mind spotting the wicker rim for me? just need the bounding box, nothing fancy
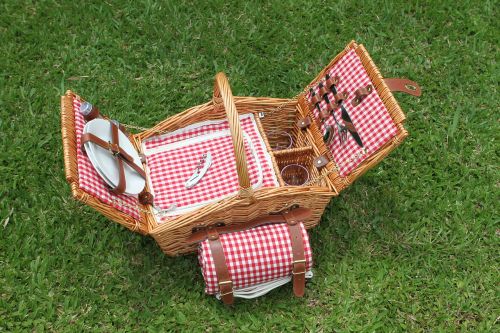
[297,41,409,192]
[60,91,149,234]
[60,41,412,255]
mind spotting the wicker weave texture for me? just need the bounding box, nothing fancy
[60,41,409,256]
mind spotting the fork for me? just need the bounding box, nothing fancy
[319,85,348,145]
[330,111,348,145]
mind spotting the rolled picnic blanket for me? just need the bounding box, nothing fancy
[190,208,313,304]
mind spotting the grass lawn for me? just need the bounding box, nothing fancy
[0,0,498,331]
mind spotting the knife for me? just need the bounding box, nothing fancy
[339,104,363,147]
[326,74,364,148]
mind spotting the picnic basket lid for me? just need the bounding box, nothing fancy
[297,41,420,193]
[61,91,150,234]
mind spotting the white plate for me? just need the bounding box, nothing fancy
[83,143,116,187]
[216,271,313,300]
[84,121,145,195]
[83,119,145,195]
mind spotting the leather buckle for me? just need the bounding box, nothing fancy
[108,142,120,156]
[292,259,307,275]
[207,227,219,241]
[218,280,234,296]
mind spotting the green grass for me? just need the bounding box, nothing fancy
[0,0,498,331]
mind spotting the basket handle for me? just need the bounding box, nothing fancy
[213,72,254,200]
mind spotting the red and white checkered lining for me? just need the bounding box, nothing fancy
[72,98,141,220]
[198,222,312,294]
[306,49,398,177]
[142,114,278,221]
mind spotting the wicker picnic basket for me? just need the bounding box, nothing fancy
[61,41,420,256]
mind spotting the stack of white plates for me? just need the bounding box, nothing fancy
[83,119,146,196]
[216,271,313,300]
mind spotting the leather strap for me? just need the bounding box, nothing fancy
[351,85,373,107]
[334,91,348,104]
[309,93,321,106]
[343,121,357,133]
[319,85,329,98]
[207,228,234,305]
[80,129,146,180]
[325,75,339,89]
[187,207,312,244]
[384,78,422,97]
[283,212,307,297]
[110,122,126,194]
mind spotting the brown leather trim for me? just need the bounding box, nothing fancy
[334,91,348,104]
[310,94,321,105]
[138,190,154,205]
[283,213,306,297]
[343,122,357,133]
[187,207,312,244]
[319,85,329,97]
[207,228,234,305]
[351,85,373,107]
[384,78,422,97]
[110,122,126,195]
[80,129,146,179]
[313,155,329,169]
[83,105,100,122]
[325,75,339,89]
[297,116,311,129]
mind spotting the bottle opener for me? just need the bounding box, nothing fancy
[185,152,212,189]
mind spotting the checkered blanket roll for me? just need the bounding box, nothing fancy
[198,219,312,295]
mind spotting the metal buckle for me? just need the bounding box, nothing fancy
[219,290,234,297]
[108,142,120,156]
[405,83,417,91]
[292,259,307,275]
[218,280,233,296]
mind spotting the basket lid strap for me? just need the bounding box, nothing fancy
[187,207,312,244]
[383,78,421,97]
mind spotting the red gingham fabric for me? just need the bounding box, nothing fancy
[306,49,398,177]
[198,222,312,294]
[72,97,141,220]
[144,121,235,150]
[143,115,278,219]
